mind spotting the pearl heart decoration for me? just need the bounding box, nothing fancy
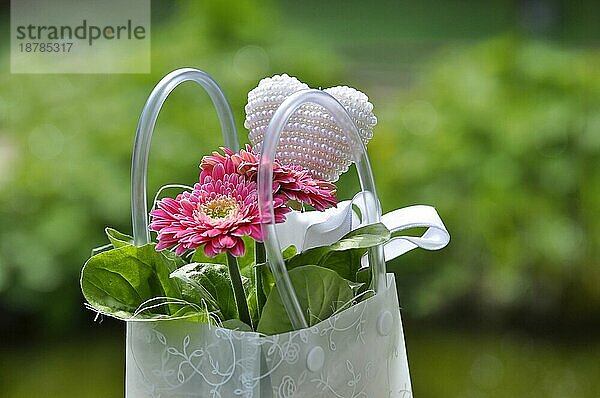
[244,74,377,182]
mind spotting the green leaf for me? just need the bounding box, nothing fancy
[328,223,390,251]
[178,283,212,315]
[238,236,257,278]
[285,247,327,269]
[190,236,256,278]
[257,265,354,335]
[282,245,297,260]
[353,268,374,301]
[169,305,214,322]
[246,286,259,328]
[285,223,390,281]
[221,319,253,332]
[318,248,368,281]
[356,267,371,286]
[259,265,275,301]
[169,264,220,314]
[105,227,134,248]
[191,248,227,265]
[81,244,183,319]
[170,262,238,321]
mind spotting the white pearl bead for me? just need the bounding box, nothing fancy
[244,74,376,182]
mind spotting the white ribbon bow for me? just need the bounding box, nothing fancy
[274,192,450,266]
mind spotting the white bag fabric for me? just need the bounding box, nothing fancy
[126,274,411,398]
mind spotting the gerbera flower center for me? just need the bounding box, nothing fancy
[201,195,239,219]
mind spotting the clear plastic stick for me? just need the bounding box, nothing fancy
[257,89,385,330]
[131,68,239,245]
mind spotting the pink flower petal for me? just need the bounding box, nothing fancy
[203,242,219,257]
[230,238,246,257]
[149,146,335,257]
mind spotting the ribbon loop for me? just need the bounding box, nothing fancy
[361,205,450,267]
[275,195,450,266]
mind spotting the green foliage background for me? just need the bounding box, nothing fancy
[374,37,600,324]
[1,1,598,330]
[0,1,342,330]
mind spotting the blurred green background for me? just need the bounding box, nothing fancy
[1,0,599,397]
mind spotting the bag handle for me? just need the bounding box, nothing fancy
[131,68,238,246]
[257,89,385,330]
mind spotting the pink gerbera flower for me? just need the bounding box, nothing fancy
[201,146,337,211]
[149,162,289,257]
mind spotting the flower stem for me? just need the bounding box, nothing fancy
[226,252,252,328]
[255,242,267,315]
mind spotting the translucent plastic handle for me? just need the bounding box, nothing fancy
[131,68,239,245]
[257,89,385,330]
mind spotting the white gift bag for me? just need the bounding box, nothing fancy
[124,68,449,397]
[126,274,410,397]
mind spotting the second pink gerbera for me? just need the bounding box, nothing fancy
[201,146,337,211]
